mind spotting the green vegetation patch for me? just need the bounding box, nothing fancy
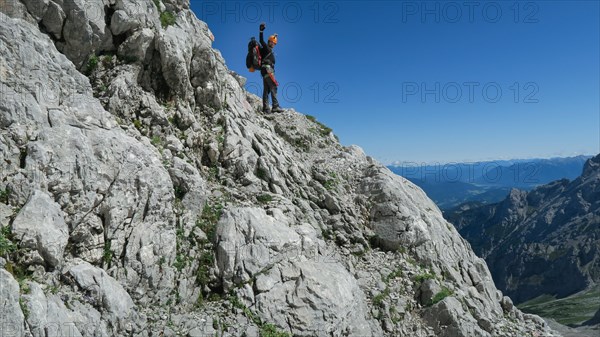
[322,172,339,190]
[153,0,177,28]
[160,11,176,27]
[0,188,10,204]
[85,55,99,75]
[305,115,333,137]
[413,272,436,284]
[0,226,16,257]
[518,285,600,326]
[103,240,113,266]
[196,202,223,244]
[373,287,390,308]
[256,194,273,204]
[430,287,453,306]
[384,268,403,283]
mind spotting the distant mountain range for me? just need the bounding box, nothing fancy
[388,155,591,210]
[445,154,600,326]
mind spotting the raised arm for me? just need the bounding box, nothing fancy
[259,23,268,48]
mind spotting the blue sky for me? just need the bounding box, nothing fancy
[191,1,599,164]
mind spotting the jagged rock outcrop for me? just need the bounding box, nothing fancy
[447,154,600,303]
[0,1,560,336]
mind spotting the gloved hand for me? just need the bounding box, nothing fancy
[260,22,266,31]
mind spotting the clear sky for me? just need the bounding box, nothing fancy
[191,0,600,164]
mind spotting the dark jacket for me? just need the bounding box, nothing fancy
[259,31,275,74]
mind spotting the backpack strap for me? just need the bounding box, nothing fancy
[254,45,261,65]
[262,47,273,67]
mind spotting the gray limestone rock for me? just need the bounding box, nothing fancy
[0,3,564,337]
[66,260,135,323]
[21,0,49,21]
[0,10,178,308]
[216,207,381,336]
[0,0,36,23]
[59,0,114,68]
[0,203,13,227]
[12,190,69,267]
[110,9,138,35]
[0,269,25,337]
[423,297,487,337]
[418,279,442,306]
[117,28,155,64]
[42,1,66,39]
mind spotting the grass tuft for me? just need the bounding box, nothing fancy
[429,287,453,306]
[160,11,176,28]
[256,194,273,204]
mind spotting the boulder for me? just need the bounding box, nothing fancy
[12,190,68,267]
[66,260,135,320]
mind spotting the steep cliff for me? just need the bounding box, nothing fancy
[0,1,559,336]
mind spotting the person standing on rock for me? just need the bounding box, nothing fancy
[259,22,283,113]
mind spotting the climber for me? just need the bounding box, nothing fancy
[259,22,283,113]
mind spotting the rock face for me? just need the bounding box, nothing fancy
[0,1,560,336]
[447,155,600,303]
[66,260,136,323]
[12,190,69,267]
[0,269,25,336]
[216,207,379,336]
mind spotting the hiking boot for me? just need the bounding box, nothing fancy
[271,106,284,113]
[262,107,271,114]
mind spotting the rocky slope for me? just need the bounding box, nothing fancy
[0,1,559,336]
[447,155,600,305]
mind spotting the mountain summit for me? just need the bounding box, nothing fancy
[0,1,559,336]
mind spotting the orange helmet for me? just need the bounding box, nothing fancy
[268,34,278,45]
